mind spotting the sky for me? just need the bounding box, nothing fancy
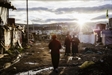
[9,0,112,26]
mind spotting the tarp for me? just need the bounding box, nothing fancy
[0,7,7,25]
[13,28,23,49]
[101,30,112,45]
[78,33,95,44]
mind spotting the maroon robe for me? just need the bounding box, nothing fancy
[49,39,61,70]
[64,37,71,54]
[71,37,80,54]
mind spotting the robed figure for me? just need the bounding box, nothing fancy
[64,34,71,56]
[49,35,61,73]
[71,35,80,56]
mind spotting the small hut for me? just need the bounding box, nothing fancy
[0,0,16,55]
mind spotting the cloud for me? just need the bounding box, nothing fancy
[10,0,74,1]
[9,15,15,17]
[91,14,112,20]
[15,4,112,14]
[45,18,77,22]
[11,0,111,1]
[31,18,77,24]
[16,7,50,12]
[55,4,112,14]
[31,19,44,23]
[9,0,112,24]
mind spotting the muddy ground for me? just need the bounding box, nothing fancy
[0,41,112,75]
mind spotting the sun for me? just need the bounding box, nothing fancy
[77,19,86,26]
[76,14,89,30]
[77,18,87,31]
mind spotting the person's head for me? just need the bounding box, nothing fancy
[52,34,57,40]
[67,33,70,37]
[73,35,75,38]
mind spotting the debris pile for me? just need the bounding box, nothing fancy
[77,50,112,75]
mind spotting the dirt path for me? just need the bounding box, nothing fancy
[0,42,112,75]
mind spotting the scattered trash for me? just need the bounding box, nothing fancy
[15,67,53,75]
[68,56,73,61]
[1,42,112,75]
[3,63,11,69]
[72,56,81,60]
[97,51,102,54]
[4,54,8,56]
[17,54,21,59]
[72,57,78,60]
[13,67,16,70]
[49,50,51,53]
[60,54,63,57]
[92,57,96,61]
[0,54,4,58]
[100,59,104,62]
[13,59,20,65]
[60,49,65,52]
[12,54,23,65]
[79,61,95,69]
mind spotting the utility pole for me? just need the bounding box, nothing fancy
[33,22,34,32]
[26,0,29,43]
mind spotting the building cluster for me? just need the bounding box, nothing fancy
[0,0,112,56]
[0,0,27,56]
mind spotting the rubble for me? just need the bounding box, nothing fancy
[0,42,112,75]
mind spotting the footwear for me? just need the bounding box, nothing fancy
[54,68,58,73]
[72,53,76,56]
[72,53,74,56]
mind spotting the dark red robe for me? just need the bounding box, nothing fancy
[71,37,80,54]
[64,37,71,54]
[49,39,61,70]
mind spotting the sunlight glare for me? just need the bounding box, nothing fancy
[76,14,90,31]
[77,19,86,26]
[77,18,86,31]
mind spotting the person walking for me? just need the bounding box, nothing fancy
[48,34,61,73]
[64,34,71,56]
[71,35,80,56]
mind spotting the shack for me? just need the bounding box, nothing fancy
[0,0,16,56]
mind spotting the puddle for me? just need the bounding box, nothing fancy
[24,62,39,65]
[15,67,53,75]
[15,65,79,75]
